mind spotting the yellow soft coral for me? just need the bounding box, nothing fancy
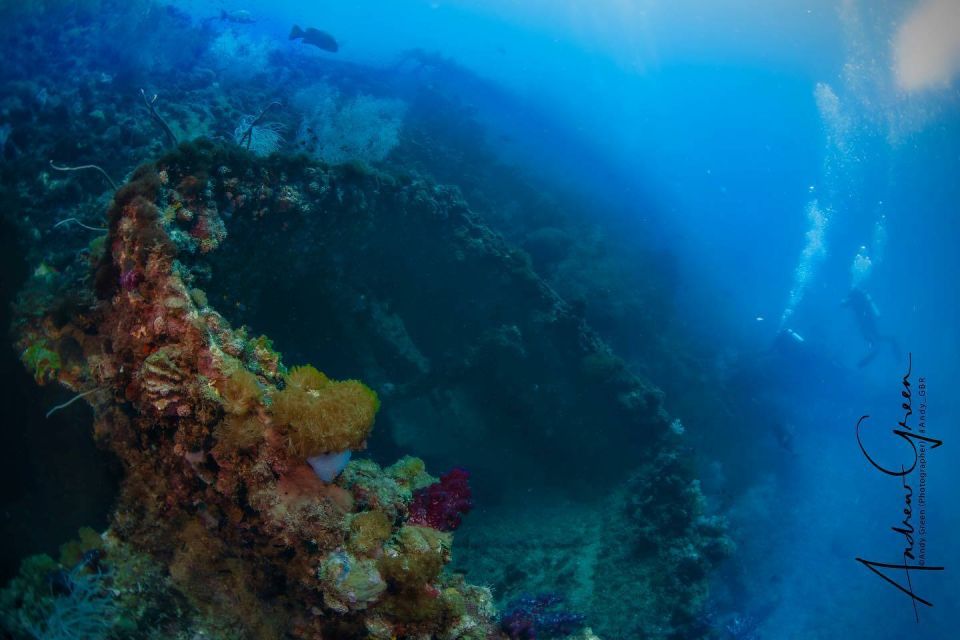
[214,414,264,451]
[347,511,393,557]
[272,365,379,455]
[285,365,329,391]
[217,367,263,415]
[377,526,454,623]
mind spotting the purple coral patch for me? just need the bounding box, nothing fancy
[407,467,473,531]
[119,268,143,292]
[501,594,586,639]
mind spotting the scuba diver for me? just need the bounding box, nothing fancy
[841,285,901,367]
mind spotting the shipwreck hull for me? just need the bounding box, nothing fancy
[13,141,728,638]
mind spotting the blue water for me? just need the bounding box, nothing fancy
[2,0,958,638]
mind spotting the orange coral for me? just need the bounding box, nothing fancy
[216,367,263,415]
[271,367,379,456]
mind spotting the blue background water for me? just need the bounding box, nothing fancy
[177,0,960,636]
[5,0,957,636]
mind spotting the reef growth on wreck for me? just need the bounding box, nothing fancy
[0,3,732,637]
[7,144,509,639]
[4,136,730,638]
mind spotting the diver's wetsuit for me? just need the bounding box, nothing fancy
[842,287,901,367]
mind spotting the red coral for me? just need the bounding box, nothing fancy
[189,211,227,253]
[176,174,206,198]
[407,468,473,531]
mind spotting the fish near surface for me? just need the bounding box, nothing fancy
[289,25,339,52]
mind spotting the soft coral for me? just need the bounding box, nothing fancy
[407,467,472,531]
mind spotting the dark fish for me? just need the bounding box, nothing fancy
[289,25,339,52]
[221,9,255,24]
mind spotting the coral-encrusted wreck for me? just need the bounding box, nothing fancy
[12,144,507,639]
[12,140,728,638]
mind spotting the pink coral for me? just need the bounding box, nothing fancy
[407,468,473,531]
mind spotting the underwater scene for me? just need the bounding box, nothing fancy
[0,0,957,638]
